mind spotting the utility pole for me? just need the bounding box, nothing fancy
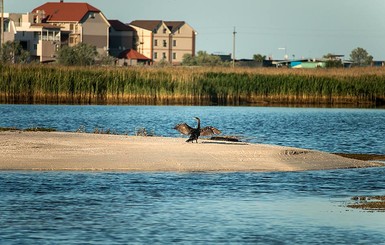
[232,26,236,68]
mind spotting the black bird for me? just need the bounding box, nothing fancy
[174,117,221,143]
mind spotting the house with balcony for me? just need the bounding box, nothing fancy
[129,20,196,65]
[32,1,110,56]
[2,12,61,62]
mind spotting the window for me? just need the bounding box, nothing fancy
[163,40,167,47]
[154,39,158,46]
[154,52,158,59]
[162,52,166,59]
[163,28,167,34]
[173,53,177,60]
[173,40,177,47]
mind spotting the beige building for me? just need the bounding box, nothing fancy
[129,20,196,65]
[32,1,110,55]
[2,12,61,62]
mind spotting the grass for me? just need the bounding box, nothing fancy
[348,196,385,211]
[1,64,385,106]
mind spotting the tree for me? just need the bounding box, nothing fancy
[253,54,266,62]
[181,53,197,66]
[350,47,373,66]
[0,41,30,64]
[323,53,343,68]
[57,43,98,66]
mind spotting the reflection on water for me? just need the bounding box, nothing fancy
[1,169,385,244]
[1,105,385,154]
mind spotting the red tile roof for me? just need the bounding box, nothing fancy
[118,49,151,60]
[32,2,101,22]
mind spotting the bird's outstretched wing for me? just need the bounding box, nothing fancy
[174,123,194,135]
[200,126,221,136]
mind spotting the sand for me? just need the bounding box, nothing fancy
[0,131,383,172]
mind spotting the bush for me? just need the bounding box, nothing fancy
[57,43,98,66]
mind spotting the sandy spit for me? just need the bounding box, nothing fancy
[0,131,383,172]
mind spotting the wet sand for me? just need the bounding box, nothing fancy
[0,131,383,171]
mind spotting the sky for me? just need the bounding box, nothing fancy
[6,0,385,60]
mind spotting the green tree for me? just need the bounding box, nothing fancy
[253,54,266,62]
[181,53,197,66]
[323,53,343,68]
[57,43,98,66]
[182,51,224,66]
[350,47,373,66]
[0,41,30,64]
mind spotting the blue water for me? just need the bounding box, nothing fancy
[1,105,385,153]
[1,170,385,244]
[1,105,385,244]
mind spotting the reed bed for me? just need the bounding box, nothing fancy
[1,64,385,106]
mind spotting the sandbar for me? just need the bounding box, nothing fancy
[0,131,383,172]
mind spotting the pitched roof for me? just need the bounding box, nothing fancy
[118,49,151,60]
[108,20,134,32]
[164,21,185,33]
[129,20,192,34]
[129,20,163,31]
[32,2,101,22]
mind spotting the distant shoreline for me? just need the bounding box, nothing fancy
[1,131,383,172]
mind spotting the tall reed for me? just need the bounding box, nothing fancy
[1,64,385,106]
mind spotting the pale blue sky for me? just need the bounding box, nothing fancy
[6,0,385,60]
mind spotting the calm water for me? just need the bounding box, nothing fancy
[1,105,385,153]
[1,170,385,244]
[1,105,385,244]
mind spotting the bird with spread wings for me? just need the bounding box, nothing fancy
[174,117,221,143]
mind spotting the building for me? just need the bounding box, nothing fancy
[117,48,151,66]
[108,19,135,58]
[2,12,61,62]
[129,20,196,65]
[32,0,110,55]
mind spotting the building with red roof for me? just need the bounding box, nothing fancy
[32,0,110,55]
[117,49,151,66]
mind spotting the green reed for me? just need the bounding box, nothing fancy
[1,64,385,106]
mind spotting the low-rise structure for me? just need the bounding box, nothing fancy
[117,48,151,66]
